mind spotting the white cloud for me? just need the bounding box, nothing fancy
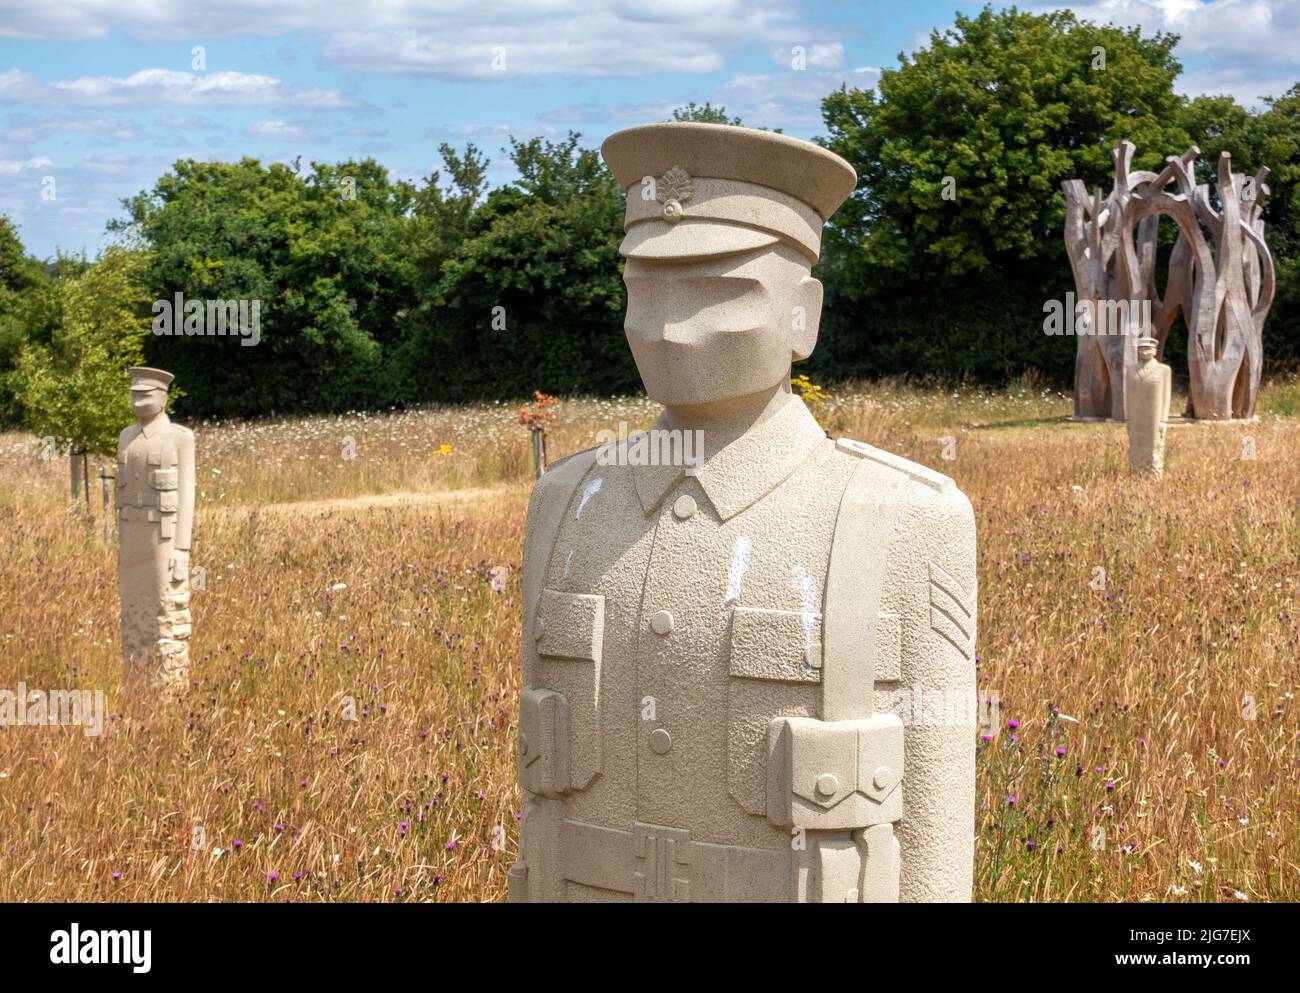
[0,0,812,78]
[711,65,882,131]
[0,68,355,109]
[1048,1,1300,63]
[244,120,318,143]
[0,156,53,175]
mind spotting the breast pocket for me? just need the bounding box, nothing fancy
[726,606,823,815]
[529,589,605,791]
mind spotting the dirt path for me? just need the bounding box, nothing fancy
[215,484,528,518]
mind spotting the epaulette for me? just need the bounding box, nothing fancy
[541,445,599,476]
[835,437,953,493]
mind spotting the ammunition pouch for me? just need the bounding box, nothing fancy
[518,688,571,798]
[766,714,904,831]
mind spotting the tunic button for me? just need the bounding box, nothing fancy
[649,728,672,754]
[533,616,545,641]
[650,610,674,635]
[672,494,696,520]
[815,773,839,798]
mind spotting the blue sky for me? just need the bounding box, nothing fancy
[1,1,1296,259]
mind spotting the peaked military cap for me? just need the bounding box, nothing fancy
[601,122,857,264]
[128,367,175,392]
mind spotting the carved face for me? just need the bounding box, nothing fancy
[622,244,823,407]
[1137,343,1157,364]
[131,387,167,419]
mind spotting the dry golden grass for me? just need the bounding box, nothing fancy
[0,378,1295,902]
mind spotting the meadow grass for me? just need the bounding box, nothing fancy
[0,379,1294,902]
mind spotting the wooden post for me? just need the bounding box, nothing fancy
[70,450,81,514]
[100,464,115,541]
[531,429,543,480]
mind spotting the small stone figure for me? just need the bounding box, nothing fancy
[510,124,978,903]
[116,367,195,691]
[1125,337,1171,477]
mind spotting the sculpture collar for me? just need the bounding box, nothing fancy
[138,413,171,439]
[632,392,826,522]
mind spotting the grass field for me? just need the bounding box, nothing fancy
[0,377,1296,902]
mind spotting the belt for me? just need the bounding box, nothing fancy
[559,818,791,902]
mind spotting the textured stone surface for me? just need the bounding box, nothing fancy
[510,124,977,903]
[116,367,194,693]
[1126,338,1172,477]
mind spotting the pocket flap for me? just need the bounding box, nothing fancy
[729,606,821,683]
[151,469,178,490]
[157,491,179,513]
[534,589,604,662]
[786,717,858,809]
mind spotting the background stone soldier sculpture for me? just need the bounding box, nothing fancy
[1125,336,1172,477]
[116,367,195,691]
[510,123,978,902]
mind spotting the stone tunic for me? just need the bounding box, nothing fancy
[513,394,979,902]
[116,413,195,689]
[1126,358,1172,477]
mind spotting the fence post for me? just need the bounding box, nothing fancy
[100,464,115,541]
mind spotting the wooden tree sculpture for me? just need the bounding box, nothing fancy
[1063,141,1273,421]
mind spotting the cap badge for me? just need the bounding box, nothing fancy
[655,166,694,224]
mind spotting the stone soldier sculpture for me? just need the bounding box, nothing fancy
[510,124,977,902]
[1125,336,1172,477]
[116,367,195,691]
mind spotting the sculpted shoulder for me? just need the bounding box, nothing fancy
[835,436,974,525]
[526,444,602,521]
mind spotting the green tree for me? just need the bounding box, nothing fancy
[670,102,744,125]
[12,246,152,458]
[112,157,417,418]
[400,132,631,400]
[814,5,1192,382]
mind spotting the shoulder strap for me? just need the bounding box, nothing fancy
[821,452,909,722]
[521,448,601,685]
